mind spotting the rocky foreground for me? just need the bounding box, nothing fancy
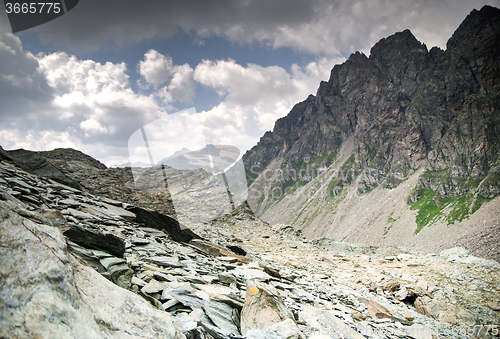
[1,152,500,338]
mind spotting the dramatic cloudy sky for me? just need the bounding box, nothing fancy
[1,0,498,166]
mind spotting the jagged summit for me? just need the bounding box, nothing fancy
[447,5,500,51]
[369,29,428,68]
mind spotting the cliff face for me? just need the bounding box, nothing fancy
[242,6,500,258]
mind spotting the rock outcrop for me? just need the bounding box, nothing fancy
[245,6,500,194]
[6,148,81,189]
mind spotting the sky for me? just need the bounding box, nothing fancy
[1,0,499,167]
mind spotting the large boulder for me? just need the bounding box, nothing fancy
[240,280,297,336]
[0,200,185,339]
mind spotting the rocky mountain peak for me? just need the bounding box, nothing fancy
[369,29,427,68]
[446,5,500,52]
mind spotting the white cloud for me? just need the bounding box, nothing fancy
[37,51,164,140]
[0,129,79,151]
[194,56,344,151]
[167,63,196,104]
[138,49,173,87]
[138,49,196,104]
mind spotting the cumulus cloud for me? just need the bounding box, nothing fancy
[194,56,344,151]
[167,63,196,104]
[138,49,196,104]
[37,52,164,140]
[138,49,174,87]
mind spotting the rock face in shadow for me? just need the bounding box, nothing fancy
[129,206,200,243]
[63,223,126,257]
[39,147,108,170]
[6,149,80,189]
[0,146,11,161]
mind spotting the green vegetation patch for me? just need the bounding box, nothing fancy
[341,154,356,172]
[409,189,491,234]
[422,167,450,180]
[481,173,500,191]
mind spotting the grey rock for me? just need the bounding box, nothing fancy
[131,276,147,287]
[141,279,167,294]
[245,319,302,339]
[6,149,80,189]
[62,208,97,220]
[41,209,67,228]
[202,301,240,336]
[230,266,272,281]
[129,206,200,243]
[0,200,184,339]
[154,271,176,282]
[99,256,126,270]
[147,256,184,268]
[240,281,295,335]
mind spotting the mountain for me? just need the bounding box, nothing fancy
[155,147,192,167]
[243,6,500,261]
[111,160,152,168]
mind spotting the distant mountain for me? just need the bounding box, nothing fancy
[155,147,191,166]
[158,145,240,173]
[110,161,152,168]
[243,6,500,260]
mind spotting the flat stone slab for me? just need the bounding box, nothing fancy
[230,267,272,281]
[141,279,167,294]
[146,256,183,268]
[62,208,97,220]
[130,237,150,245]
[99,257,126,270]
[131,276,147,287]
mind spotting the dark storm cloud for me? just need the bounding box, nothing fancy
[0,29,54,121]
[28,0,319,52]
[21,0,500,57]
